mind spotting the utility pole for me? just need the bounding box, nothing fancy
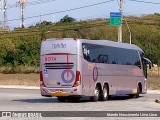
[2,0,8,30]
[18,0,26,28]
[118,0,123,42]
[124,18,132,44]
[40,13,42,24]
[0,0,2,29]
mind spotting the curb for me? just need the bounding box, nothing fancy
[0,85,39,89]
[147,90,160,94]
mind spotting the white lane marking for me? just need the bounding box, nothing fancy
[0,85,39,89]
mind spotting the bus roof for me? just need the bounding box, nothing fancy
[44,38,143,52]
[78,39,143,52]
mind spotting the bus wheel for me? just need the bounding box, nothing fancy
[90,85,100,102]
[101,84,109,101]
[57,97,67,102]
[134,85,140,98]
[129,86,140,98]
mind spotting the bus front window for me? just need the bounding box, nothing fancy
[142,58,147,78]
[142,57,152,78]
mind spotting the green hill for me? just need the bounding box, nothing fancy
[0,13,160,73]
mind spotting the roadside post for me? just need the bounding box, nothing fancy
[110,12,122,42]
[158,59,160,77]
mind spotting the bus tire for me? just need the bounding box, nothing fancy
[129,86,140,98]
[101,84,109,101]
[57,97,67,102]
[90,85,100,102]
[134,85,140,98]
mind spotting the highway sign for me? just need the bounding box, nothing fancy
[110,12,121,17]
[110,18,121,26]
[110,12,121,26]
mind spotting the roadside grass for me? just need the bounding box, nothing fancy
[0,66,39,74]
[0,73,39,86]
[0,73,159,90]
[148,67,159,77]
[147,67,160,89]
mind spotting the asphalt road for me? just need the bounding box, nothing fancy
[0,88,160,120]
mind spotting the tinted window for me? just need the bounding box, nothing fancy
[140,52,147,76]
[82,43,141,67]
[117,48,141,67]
[82,43,117,64]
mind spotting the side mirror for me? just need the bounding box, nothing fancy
[149,64,152,69]
[143,57,152,69]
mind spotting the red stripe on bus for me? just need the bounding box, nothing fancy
[66,53,69,78]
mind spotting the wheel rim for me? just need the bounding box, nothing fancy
[95,88,99,99]
[103,87,107,98]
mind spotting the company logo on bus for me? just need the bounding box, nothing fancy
[61,70,75,83]
[51,43,66,49]
[93,65,98,81]
[45,57,56,62]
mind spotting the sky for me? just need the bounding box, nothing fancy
[1,0,160,29]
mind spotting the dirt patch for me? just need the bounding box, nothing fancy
[0,74,160,90]
[147,76,160,90]
[0,73,39,86]
[148,67,160,77]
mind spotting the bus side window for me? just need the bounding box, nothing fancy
[86,56,91,62]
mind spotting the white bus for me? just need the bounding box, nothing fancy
[40,38,151,102]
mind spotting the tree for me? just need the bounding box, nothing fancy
[36,21,52,26]
[60,15,76,23]
[28,21,52,28]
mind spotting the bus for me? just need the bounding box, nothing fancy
[40,38,152,102]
